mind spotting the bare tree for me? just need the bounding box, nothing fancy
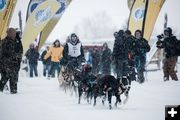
[73,11,117,39]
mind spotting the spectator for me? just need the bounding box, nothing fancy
[41,46,51,77]
[134,30,150,83]
[100,42,111,75]
[25,43,39,77]
[156,27,178,81]
[44,39,63,79]
[0,28,23,94]
[91,47,100,75]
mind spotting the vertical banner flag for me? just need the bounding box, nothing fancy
[128,0,165,40]
[0,0,17,39]
[25,0,44,49]
[143,0,165,40]
[38,0,72,50]
[26,0,44,20]
[22,0,61,54]
[128,0,146,37]
[0,0,7,39]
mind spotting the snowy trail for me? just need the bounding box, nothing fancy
[1,64,180,120]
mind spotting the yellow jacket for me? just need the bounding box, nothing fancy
[44,46,64,62]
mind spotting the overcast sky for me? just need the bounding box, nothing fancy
[10,0,180,42]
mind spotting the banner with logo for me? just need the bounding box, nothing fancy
[38,0,72,50]
[143,0,165,40]
[22,0,60,54]
[0,0,7,39]
[0,0,17,39]
[26,0,44,21]
[128,0,146,37]
[128,0,165,40]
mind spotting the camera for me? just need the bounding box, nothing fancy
[16,30,22,40]
[157,34,164,40]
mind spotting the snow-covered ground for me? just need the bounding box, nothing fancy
[0,62,180,120]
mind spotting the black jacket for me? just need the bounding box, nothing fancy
[100,47,111,74]
[25,48,39,65]
[41,50,51,65]
[113,36,125,59]
[15,38,23,68]
[92,50,100,67]
[1,37,21,69]
[134,38,150,56]
[113,36,135,60]
[157,36,177,58]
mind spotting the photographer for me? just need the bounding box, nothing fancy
[15,30,23,74]
[156,27,178,81]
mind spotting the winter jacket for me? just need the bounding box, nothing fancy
[14,37,23,70]
[134,38,150,57]
[41,50,51,65]
[92,50,100,67]
[127,36,136,51]
[25,48,39,65]
[112,36,125,60]
[63,42,84,60]
[100,48,111,75]
[157,36,178,58]
[113,36,135,60]
[1,37,20,69]
[44,46,64,62]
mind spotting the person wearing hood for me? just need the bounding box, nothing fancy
[63,33,84,69]
[44,39,63,79]
[156,27,178,81]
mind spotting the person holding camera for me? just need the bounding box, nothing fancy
[0,40,2,75]
[156,27,178,81]
[134,30,150,83]
[15,30,23,76]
